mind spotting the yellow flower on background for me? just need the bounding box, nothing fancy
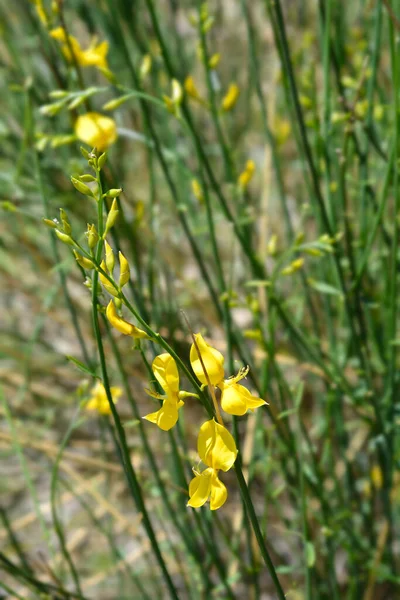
[31,0,48,25]
[143,353,193,431]
[75,113,117,150]
[106,300,149,339]
[190,334,266,416]
[50,27,109,69]
[190,333,225,386]
[86,381,122,415]
[187,467,227,510]
[219,368,266,416]
[197,419,237,471]
[221,83,240,111]
[238,159,255,190]
[187,419,237,510]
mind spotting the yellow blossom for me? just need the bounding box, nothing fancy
[106,300,149,339]
[85,381,122,415]
[50,27,109,69]
[190,334,267,416]
[221,83,240,111]
[75,113,117,151]
[238,159,255,190]
[187,467,227,510]
[219,368,266,416]
[198,419,237,471]
[190,333,225,386]
[371,465,383,490]
[143,354,194,431]
[191,179,204,203]
[31,0,48,25]
[184,76,201,100]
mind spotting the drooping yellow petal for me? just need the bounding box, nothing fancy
[190,333,225,386]
[75,113,117,151]
[106,300,149,338]
[221,83,240,111]
[152,353,179,394]
[143,399,180,431]
[220,381,266,416]
[187,468,213,508]
[198,419,237,472]
[209,471,228,510]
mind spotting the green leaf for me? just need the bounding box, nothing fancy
[66,356,98,378]
[308,279,343,297]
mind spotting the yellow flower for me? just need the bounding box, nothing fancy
[187,467,227,510]
[221,83,239,111]
[184,76,201,101]
[75,113,117,151]
[143,354,186,431]
[198,419,237,471]
[86,381,122,415]
[50,27,109,69]
[190,334,267,416]
[219,368,266,416]
[191,178,204,203]
[106,300,149,339]
[31,0,48,25]
[238,159,255,190]
[190,333,225,386]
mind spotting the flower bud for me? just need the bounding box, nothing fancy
[86,224,99,249]
[119,252,130,287]
[104,199,119,236]
[71,176,94,197]
[104,240,115,273]
[73,250,94,270]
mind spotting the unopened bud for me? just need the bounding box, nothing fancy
[104,240,115,273]
[119,252,130,287]
[55,230,75,246]
[71,177,94,197]
[86,224,99,249]
[104,199,119,236]
[73,251,95,270]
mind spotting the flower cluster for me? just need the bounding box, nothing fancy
[143,334,267,510]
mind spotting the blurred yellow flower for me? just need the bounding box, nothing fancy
[31,0,48,25]
[86,381,122,415]
[238,159,255,190]
[187,467,227,510]
[106,300,149,339]
[143,354,189,431]
[221,83,239,111]
[50,27,109,69]
[190,334,266,416]
[75,113,117,150]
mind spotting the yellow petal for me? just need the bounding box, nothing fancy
[75,112,117,151]
[152,354,179,394]
[198,419,237,472]
[187,469,212,508]
[79,40,109,68]
[106,300,148,338]
[50,27,67,42]
[143,399,179,431]
[221,83,240,111]
[190,333,225,386]
[221,382,266,416]
[210,472,228,510]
